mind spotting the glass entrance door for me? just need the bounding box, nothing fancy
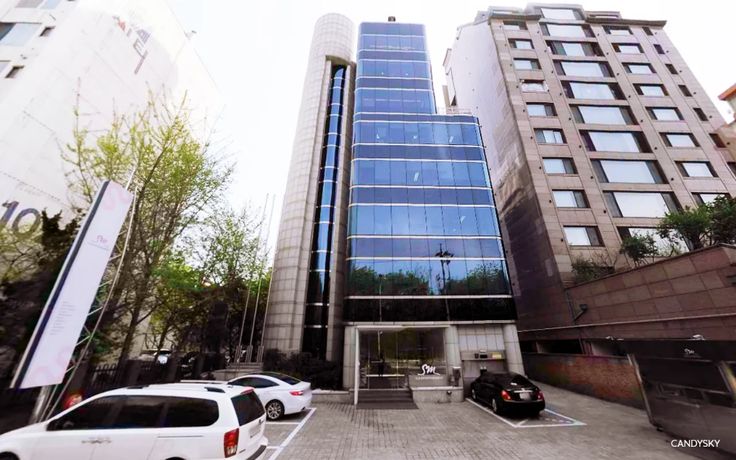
[358,328,447,389]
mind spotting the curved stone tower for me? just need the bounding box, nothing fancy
[263,14,355,360]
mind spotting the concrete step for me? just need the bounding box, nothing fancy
[358,389,413,403]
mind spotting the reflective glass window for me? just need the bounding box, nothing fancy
[514,59,540,70]
[511,39,533,49]
[637,85,666,97]
[566,82,617,100]
[606,192,675,217]
[553,190,587,208]
[649,108,681,121]
[574,106,631,125]
[625,63,654,74]
[543,158,575,174]
[559,61,608,77]
[584,131,643,152]
[679,162,714,178]
[595,160,661,183]
[541,8,580,19]
[0,23,40,46]
[527,103,555,116]
[564,227,601,246]
[543,24,590,37]
[695,193,725,205]
[535,129,565,144]
[663,133,697,148]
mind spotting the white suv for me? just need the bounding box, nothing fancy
[0,383,268,460]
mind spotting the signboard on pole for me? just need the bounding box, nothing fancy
[11,181,133,389]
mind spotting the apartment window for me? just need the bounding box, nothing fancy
[635,84,667,97]
[543,158,576,174]
[540,8,581,20]
[527,103,556,116]
[514,59,541,70]
[710,133,726,148]
[643,27,654,36]
[521,80,547,92]
[564,226,602,246]
[572,106,635,125]
[553,190,588,208]
[592,160,664,184]
[654,44,665,54]
[694,193,726,205]
[582,131,649,152]
[693,108,708,122]
[556,61,611,77]
[620,227,688,254]
[624,63,655,75]
[729,162,736,177]
[6,65,23,78]
[665,64,678,75]
[510,39,533,49]
[648,107,682,121]
[604,192,678,218]
[678,162,715,178]
[542,24,592,38]
[535,129,565,144]
[547,41,600,57]
[563,81,622,100]
[0,22,40,46]
[40,26,54,37]
[679,85,692,97]
[503,21,527,31]
[604,26,631,35]
[662,133,698,148]
[614,44,642,54]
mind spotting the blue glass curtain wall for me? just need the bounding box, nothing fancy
[345,22,514,323]
[303,65,346,358]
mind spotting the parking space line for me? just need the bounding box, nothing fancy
[267,407,316,460]
[267,421,300,425]
[466,399,520,427]
[467,399,585,428]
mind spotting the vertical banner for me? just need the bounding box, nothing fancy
[11,181,133,389]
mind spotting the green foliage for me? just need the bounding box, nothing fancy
[709,196,736,244]
[657,205,711,250]
[263,349,341,390]
[571,255,614,284]
[657,196,736,250]
[0,212,79,377]
[619,234,658,267]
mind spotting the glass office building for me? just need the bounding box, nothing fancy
[346,22,514,323]
[265,17,523,396]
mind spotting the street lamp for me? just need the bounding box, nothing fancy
[434,243,453,321]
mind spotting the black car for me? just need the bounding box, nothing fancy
[470,372,545,415]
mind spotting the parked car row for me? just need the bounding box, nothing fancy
[0,372,312,460]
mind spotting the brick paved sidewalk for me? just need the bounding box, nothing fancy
[274,382,700,460]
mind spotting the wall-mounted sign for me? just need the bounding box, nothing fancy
[418,364,439,376]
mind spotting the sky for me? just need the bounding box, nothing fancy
[168,0,736,257]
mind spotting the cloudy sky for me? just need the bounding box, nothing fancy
[169,0,736,255]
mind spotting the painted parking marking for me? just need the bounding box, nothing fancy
[467,399,585,428]
[263,407,316,459]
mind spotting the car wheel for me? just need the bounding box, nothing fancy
[265,400,284,421]
[471,388,477,402]
[0,454,19,460]
[491,397,502,415]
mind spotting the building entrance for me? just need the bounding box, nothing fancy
[358,328,446,390]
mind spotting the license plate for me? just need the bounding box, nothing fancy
[519,392,531,400]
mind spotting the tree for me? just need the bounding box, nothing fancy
[709,196,736,244]
[0,212,79,378]
[64,94,232,365]
[657,205,711,250]
[619,234,659,267]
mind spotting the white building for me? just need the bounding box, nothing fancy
[0,0,221,233]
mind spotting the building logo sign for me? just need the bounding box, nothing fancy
[113,14,151,74]
[418,364,439,376]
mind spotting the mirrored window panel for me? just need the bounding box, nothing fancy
[604,192,679,218]
[592,160,664,184]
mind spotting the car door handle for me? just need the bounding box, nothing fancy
[82,437,111,444]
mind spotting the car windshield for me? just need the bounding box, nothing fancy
[493,373,532,386]
[261,372,300,385]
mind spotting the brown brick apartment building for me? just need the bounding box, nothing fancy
[443,3,736,348]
